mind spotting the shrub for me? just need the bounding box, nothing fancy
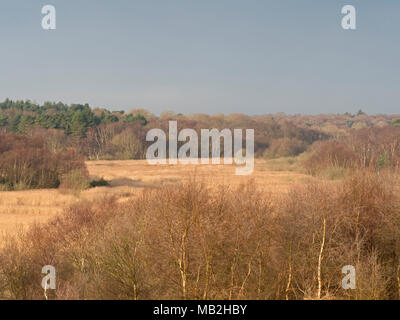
[391,118,400,126]
[304,127,400,176]
[59,169,90,194]
[263,138,307,159]
[111,129,143,160]
[0,133,87,190]
[89,178,110,188]
[304,140,356,175]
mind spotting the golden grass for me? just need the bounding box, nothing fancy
[0,159,319,234]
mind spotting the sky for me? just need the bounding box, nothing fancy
[0,0,399,115]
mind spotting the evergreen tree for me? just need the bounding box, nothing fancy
[9,114,22,133]
[70,112,87,137]
[0,114,8,127]
[17,115,34,134]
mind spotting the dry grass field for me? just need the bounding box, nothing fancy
[0,159,318,235]
[1,158,399,299]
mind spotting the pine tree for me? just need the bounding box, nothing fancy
[9,114,22,133]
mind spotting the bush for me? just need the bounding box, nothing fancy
[263,138,307,159]
[111,129,143,160]
[59,169,90,194]
[90,178,110,188]
[304,127,400,175]
[391,118,400,126]
[304,140,356,175]
[0,133,87,190]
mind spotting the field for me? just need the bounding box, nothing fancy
[2,154,400,300]
[0,159,317,234]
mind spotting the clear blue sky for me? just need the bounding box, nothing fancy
[0,0,399,115]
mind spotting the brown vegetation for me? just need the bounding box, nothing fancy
[0,159,311,234]
[0,168,399,300]
[0,133,86,191]
[1,112,400,300]
[304,126,400,176]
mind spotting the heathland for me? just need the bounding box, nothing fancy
[1,99,400,300]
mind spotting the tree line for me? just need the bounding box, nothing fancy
[0,99,330,160]
[2,99,400,168]
[0,99,147,137]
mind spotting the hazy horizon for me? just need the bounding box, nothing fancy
[1,0,399,115]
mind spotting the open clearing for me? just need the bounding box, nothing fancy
[0,159,318,234]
